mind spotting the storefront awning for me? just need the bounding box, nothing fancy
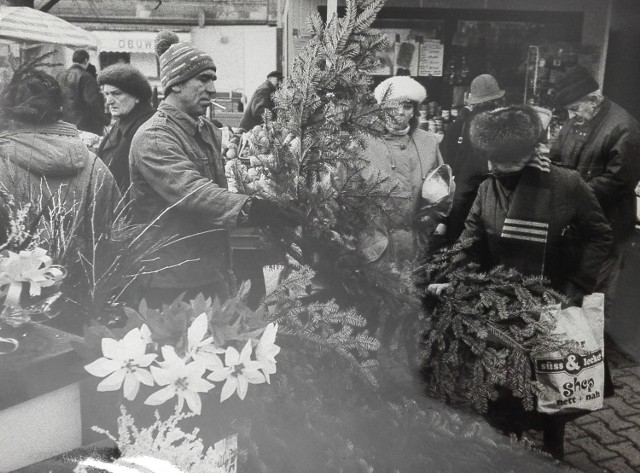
[0,6,98,50]
[95,30,191,54]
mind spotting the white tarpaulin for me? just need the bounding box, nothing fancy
[0,6,98,50]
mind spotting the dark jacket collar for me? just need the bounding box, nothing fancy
[158,101,202,136]
[116,101,155,135]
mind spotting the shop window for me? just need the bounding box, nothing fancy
[98,52,130,70]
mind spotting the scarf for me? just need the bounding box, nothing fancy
[385,124,410,136]
[498,153,551,278]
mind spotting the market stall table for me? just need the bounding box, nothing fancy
[0,323,84,471]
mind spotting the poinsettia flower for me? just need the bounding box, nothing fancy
[255,323,280,383]
[84,326,156,401]
[207,340,265,402]
[145,345,214,414]
[186,312,224,369]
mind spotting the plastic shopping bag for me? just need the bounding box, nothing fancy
[413,164,456,234]
[533,293,605,414]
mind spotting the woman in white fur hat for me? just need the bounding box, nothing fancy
[357,76,445,266]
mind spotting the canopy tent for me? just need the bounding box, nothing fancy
[0,6,97,50]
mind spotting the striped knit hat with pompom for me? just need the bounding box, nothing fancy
[155,30,216,93]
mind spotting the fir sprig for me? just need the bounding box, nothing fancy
[415,241,579,413]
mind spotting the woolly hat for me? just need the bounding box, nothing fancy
[97,64,152,103]
[466,74,505,105]
[374,76,427,105]
[551,66,599,107]
[469,105,542,163]
[155,31,216,93]
[267,70,283,79]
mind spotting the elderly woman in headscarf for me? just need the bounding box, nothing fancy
[358,76,450,266]
[97,64,155,193]
[0,65,120,251]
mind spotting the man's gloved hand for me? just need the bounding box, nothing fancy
[247,198,303,228]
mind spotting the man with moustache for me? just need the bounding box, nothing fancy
[129,31,299,307]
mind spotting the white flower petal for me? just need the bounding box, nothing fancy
[101,338,120,359]
[239,339,253,363]
[185,360,207,378]
[207,367,231,383]
[188,313,209,349]
[224,346,240,367]
[150,366,174,386]
[244,369,266,385]
[140,324,153,344]
[123,374,140,400]
[194,351,224,370]
[183,390,202,415]
[160,345,182,365]
[220,377,238,402]
[133,367,155,387]
[189,377,215,393]
[138,353,158,367]
[84,358,119,377]
[237,376,249,400]
[144,385,176,406]
[97,370,126,392]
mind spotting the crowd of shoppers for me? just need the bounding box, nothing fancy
[1,35,638,464]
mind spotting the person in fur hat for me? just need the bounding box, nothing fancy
[97,64,155,193]
[358,76,446,266]
[430,105,612,459]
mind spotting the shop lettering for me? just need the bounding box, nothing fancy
[556,397,577,406]
[562,376,595,397]
[536,349,602,374]
[117,39,154,51]
[583,351,603,367]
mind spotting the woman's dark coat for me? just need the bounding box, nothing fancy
[97,102,155,193]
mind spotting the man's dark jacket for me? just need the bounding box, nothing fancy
[550,98,640,244]
[239,80,277,130]
[440,107,489,243]
[57,64,107,135]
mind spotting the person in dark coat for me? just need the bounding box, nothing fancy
[56,49,108,135]
[440,74,506,244]
[129,32,299,308]
[0,66,121,258]
[239,70,283,131]
[97,64,155,193]
[461,105,612,299]
[435,105,613,460]
[549,66,640,321]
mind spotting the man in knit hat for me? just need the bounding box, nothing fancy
[440,73,506,243]
[549,65,640,330]
[128,32,300,307]
[239,70,283,131]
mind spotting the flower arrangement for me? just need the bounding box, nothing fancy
[81,286,280,415]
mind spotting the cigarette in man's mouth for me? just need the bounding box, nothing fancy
[211,100,227,110]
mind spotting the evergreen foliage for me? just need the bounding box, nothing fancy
[414,240,580,413]
[243,0,422,347]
